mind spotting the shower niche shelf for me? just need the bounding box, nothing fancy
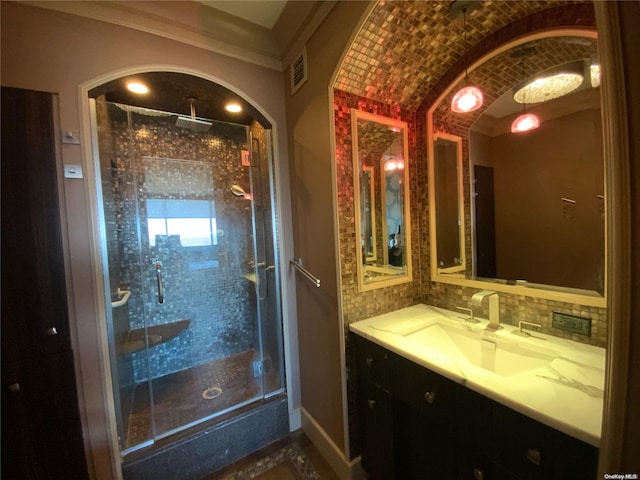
[116,319,190,356]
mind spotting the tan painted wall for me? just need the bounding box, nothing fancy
[283,0,371,457]
[1,3,292,478]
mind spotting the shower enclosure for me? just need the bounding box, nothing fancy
[91,91,285,456]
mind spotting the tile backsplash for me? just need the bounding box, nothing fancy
[335,89,606,348]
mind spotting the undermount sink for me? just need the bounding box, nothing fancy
[404,322,556,376]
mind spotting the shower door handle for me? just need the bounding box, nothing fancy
[155,261,164,304]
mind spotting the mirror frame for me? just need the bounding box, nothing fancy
[430,132,466,274]
[352,109,412,291]
[427,29,606,308]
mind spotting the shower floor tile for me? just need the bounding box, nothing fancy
[126,349,262,449]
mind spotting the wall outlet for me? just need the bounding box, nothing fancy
[552,311,591,336]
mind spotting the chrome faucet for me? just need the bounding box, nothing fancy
[471,290,500,331]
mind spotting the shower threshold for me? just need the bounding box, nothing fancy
[121,394,289,480]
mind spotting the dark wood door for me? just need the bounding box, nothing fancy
[474,165,497,279]
[1,86,88,480]
[1,86,71,362]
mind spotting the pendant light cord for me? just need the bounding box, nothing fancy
[463,5,469,81]
[520,55,526,112]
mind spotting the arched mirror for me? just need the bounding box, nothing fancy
[428,31,605,307]
[352,109,412,291]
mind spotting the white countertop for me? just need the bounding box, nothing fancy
[349,303,605,447]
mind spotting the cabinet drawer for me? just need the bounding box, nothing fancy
[492,404,597,480]
[353,335,392,390]
[392,355,452,427]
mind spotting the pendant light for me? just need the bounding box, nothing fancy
[511,113,540,133]
[511,46,540,134]
[451,3,483,113]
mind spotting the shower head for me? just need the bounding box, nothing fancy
[176,98,212,132]
[230,184,247,198]
[176,116,213,132]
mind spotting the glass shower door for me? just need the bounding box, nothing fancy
[94,99,283,453]
[133,154,266,442]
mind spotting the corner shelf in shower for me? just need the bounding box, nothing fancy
[116,319,190,356]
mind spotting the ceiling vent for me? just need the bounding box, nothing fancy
[290,47,308,95]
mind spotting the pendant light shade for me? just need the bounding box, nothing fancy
[451,85,484,113]
[450,2,483,114]
[511,113,540,133]
[511,44,540,134]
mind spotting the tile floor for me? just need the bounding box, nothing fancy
[202,430,340,480]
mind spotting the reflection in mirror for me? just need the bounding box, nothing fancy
[432,133,465,273]
[361,166,377,261]
[428,33,605,306]
[352,109,412,291]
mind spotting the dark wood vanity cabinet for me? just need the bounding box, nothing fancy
[352,334,598,480]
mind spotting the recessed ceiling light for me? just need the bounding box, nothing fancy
[126,81,149,94]
[225,102,242,113]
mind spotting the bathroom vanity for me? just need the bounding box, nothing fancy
[350,304,603,480]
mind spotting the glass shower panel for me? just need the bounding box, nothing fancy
[128,110,265,442]
[248,125,284,395]
[95,98,283,452]
[95,98,154,452]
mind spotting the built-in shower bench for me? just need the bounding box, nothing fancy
[116,319,190,356]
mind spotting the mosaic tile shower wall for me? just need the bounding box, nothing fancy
[97,100,268,382]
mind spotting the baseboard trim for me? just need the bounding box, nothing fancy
[300,407,362,480]
[289,407,302,431]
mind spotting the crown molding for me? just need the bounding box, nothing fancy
[274,1,337,70]
[21,0,283,71]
